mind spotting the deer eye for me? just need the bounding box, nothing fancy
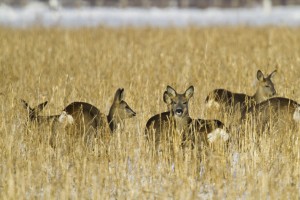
[183,101,188,105]
[265,85,270,88]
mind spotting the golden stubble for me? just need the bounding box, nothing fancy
[0,26,300,199]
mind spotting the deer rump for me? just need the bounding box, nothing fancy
[63,102,106,136]
[241,97,300,132]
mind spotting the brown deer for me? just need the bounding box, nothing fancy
[21,99,72,128]
[21,99,72,147]
[56,88,136,145]
[22,88,136,147]
[145,85,229,152]
[241,97,300,132]
[205,70,277,116]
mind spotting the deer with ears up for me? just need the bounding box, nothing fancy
[22,88,136,147]
[205,70,277,117]
[54,88,136,146]
[21,99,72,129]
[145,85,229,152]
[21,99,73,146]
[21,100,54,124]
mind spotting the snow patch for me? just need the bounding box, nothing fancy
[0,4,300,28]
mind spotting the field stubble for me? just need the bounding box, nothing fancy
[0,26,300,199]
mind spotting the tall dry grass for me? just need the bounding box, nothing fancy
[0,26,300,199]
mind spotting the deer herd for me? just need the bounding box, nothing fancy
[21,69,300,151]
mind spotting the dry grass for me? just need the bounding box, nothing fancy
[0,26,300,199]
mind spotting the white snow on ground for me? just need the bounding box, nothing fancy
[0,3,300,28]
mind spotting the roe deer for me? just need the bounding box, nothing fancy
[145,85,229,151]
[241,97,300,132]
[21,99,72,147]
[22,88,136,147]
[59,88,136,139]
[205,70,277,116]
[21,99,72,127]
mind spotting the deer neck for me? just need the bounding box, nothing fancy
[252,87,267,104]
[172,113,191,133]
[107,108,123,133]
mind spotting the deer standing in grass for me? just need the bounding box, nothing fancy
[241,97,300,132]
[56,88,136,146]
[21,100,56,124]
[205,70,277,117]
[22,88,136,147]
[21,99,72,130]
[145,85,229,152]
[21,99,72,146]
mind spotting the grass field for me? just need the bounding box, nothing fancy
[0,26,300,199]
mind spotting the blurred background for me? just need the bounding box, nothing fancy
[1,0,300,27]
[2,0,300,8]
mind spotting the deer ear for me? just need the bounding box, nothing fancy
[163,91,173,105]
[185,86,194,99]
[114,88,124,103]
[35,101,48,113]
[268,70,277,79]
[21,99,29,110]
[257,70,264,81]
[166,85,177,97]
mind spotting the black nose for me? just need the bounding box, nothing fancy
[175,109,183,115]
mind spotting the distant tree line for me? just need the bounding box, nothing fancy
[4,0,300,8]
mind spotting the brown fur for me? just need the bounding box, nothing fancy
[205,70,277,115]
[61,88,136,145]
[241,97,300,132]
[145,86,228,152]
[21,99,61,129]
[22,88,136,147]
